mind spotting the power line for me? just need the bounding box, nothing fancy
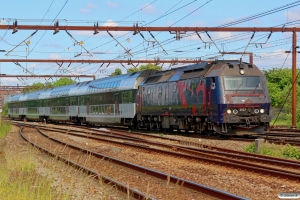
[28,0,68,57]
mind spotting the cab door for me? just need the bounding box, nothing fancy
[206,77,218,121]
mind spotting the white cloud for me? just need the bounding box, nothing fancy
[141,3,156,14]
[165,20,174,26]
[212,32,233,40]
[79,3,98,14]
[186,6,200,16]
[43,43,63,48]
[48,53,62,59]
[72,20,125,37]
[214,17,260,26]
[214,17,235,25]
[79,8,90,14]
[102,19,118,26]
[182,32,211,42]
[107,1,119,8]
[285,8,300,22]
[188,21,206,27]
[87,3,97,9]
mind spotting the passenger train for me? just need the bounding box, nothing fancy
[8,60,272,135]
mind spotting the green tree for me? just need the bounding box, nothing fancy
[1,102,8,116]
[22,82,45,93]
[110,68,122,76]
[127,67,139,73]
[263,68,300,127]
[22,78,76,93]
[263,68,300,107]
[139,63,162,71]
[127,63,161,73]
[51,77,76,88]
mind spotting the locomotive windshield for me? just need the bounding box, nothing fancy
[224,76,262,91]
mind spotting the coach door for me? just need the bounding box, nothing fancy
[86,96,90,115]
[114,93,119,115]
[66,97,69,114]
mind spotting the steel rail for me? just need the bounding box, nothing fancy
[13,121,300,165]
[29,124,300,182]
[86,128,300,169]
[30,125,247,200]
[18,126,154,200]
[106,127,300,164]
[270,128,300,133]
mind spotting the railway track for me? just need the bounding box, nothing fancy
[15,121,300,182]
[7,118,300,146]
[17,122,246,200]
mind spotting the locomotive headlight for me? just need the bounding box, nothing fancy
[233,109,238,114]
[227,109,232,114]
[260,109,265,114]
[254,109,259,114]
[240,69,245,75]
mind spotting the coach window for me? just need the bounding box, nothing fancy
[128,91,133,103]
[122,92,128,103]
[80,96,85,106]
[158,86,162,95]
[147,87,151,95]
[173,84,177,92]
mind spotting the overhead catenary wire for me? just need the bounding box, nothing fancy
[27,0,68,57]
[8,0,300,83]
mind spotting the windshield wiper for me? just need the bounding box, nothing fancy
[235,82,243,93]
[252,82,260,94]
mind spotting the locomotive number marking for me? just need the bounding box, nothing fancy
[239,108,246,111]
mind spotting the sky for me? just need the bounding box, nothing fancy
[1,0,300,86]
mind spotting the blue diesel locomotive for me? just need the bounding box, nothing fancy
[8,60,271,135]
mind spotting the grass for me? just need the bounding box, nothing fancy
[270,119,291,127]
[0,120,11,138]
[0,121,115,200]
[244,142,300,160]
[0,139,70,200]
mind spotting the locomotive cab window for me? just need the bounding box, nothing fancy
[211,77,216,89]
[224,76,262,91]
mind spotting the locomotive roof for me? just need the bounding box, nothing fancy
[140,60,263,85]
[8,70,156,102]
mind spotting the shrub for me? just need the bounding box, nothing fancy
[243,142,255,153]
[283,144,300,159]
[243,142,300,160]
